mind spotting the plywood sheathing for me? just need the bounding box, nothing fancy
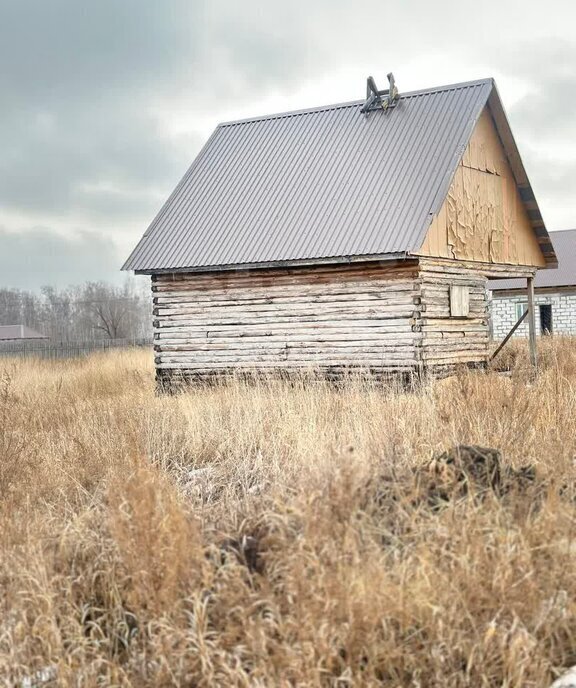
[417,107,546,268]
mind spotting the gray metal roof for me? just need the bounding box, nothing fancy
[0,324,47,341]
[123,78,555,273]
[490,230,576,291]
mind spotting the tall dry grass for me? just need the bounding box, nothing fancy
[1,339,576,686]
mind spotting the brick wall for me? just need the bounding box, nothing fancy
[490,291,576,339]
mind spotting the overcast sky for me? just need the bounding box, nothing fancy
[1,0,574,290]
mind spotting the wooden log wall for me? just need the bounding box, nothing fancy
[152,262,422,381]
[417,257,535,368]
[151,258,537,383]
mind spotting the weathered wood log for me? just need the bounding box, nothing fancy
[154,311,420,328]
[156,358,420,367]
[153,281,420,299]
[156,339,420,354]
[421,284,486,295]
[154,321,416,338]
[421,351,489,363]
[153,262,418,280]
[156,331,419,345]
[422,345,488,355]
[423,331,487,340]
[154,300,418,319]
[155,342,420,355]
[154,295,419,311]
[153,264,419,292]
[156,364,419,374]
[421,308,487,319]
[420,317,487,327]
[418,257,535,277]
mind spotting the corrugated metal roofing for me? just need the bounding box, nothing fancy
[123,78,554,273]
[490,230,576,291]
[0,325,47,341]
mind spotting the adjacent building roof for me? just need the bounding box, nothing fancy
[490,229,576,291]
[0,325,48,341]
[123,78,555,274]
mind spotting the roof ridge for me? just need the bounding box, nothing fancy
[218,78,494,128]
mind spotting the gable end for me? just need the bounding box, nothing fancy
[416,104,551,269]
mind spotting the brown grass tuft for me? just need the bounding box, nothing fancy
[1,340,576,686]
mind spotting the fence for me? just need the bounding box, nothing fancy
[0,337,152,360]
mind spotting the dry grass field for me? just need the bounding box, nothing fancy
[1,339,576,687]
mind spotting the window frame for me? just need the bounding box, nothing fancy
[515,301,528,321]
[449,284,470,318]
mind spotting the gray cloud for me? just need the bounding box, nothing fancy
[493,40,576,227]
[0,0,574,289]
[0,227,123,290]
[504,40,576,139]
[0,1,207,226]
[0,0,320,231]
[518,148,576,228]
[0,101,199,222]
[0,1,205,105]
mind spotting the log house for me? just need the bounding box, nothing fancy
[123,77,557,384]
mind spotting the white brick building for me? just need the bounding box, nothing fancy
[490,229,576,339]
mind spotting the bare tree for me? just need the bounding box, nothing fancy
[0,278,150,341]
[78,281,147,339]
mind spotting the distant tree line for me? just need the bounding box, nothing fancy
[0,280,151,340]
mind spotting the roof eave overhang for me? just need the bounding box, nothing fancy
[486,86,558,269]
[492,284,576,295]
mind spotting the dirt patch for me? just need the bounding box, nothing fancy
[416,444,538,509]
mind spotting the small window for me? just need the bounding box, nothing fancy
[515,302,528,320]
[450,285,470,318]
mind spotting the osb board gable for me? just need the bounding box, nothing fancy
[416,107,546,268]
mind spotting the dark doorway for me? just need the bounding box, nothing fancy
[539,304,553,335]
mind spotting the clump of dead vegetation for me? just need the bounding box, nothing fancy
[1,340,576,686]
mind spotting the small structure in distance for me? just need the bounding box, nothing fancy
[490,229,576,338]
[0,324,48,342]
